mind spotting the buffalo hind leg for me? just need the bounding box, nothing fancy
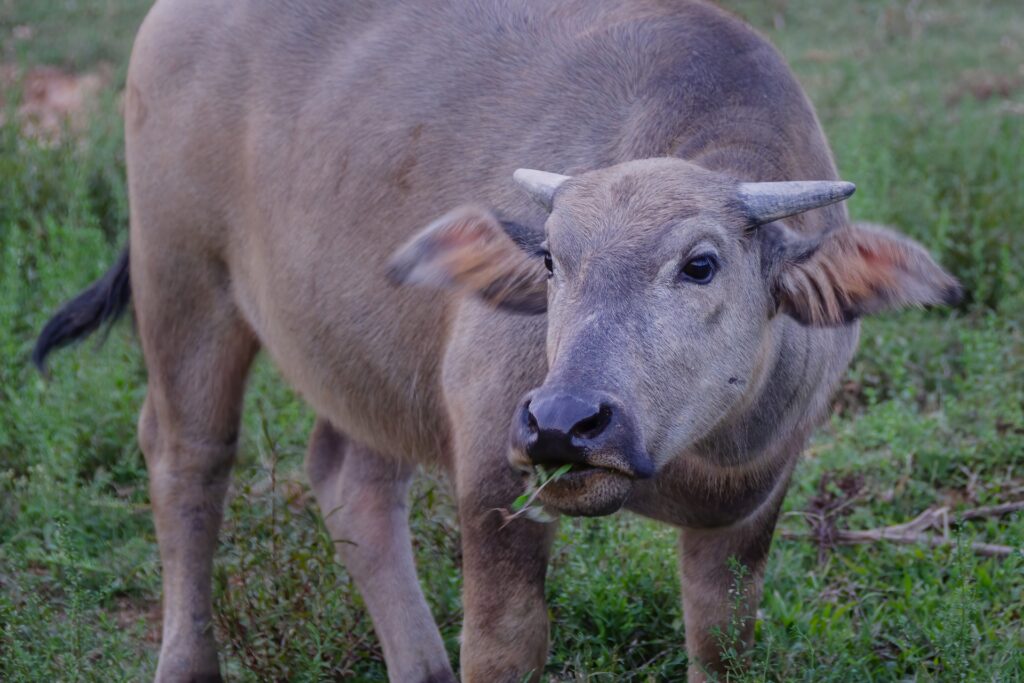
[134,260,259,682]
[305,419,455,683]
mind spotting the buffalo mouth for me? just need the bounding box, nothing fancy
[528,462,636,517]
[561,461,601,475]
[507,436,654,517]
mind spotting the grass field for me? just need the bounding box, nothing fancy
[1,1,1022,681]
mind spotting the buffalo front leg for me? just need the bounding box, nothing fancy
[678,504,781,683]
[305,420,455,683]
[456,446,557,683]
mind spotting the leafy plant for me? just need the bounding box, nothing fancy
[496,464,572,526]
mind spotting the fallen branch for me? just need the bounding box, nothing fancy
[830,529,1014,558]
[959,500,1024,521]
[781,502,1024,559]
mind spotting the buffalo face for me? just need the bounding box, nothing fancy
[390,158,959,516]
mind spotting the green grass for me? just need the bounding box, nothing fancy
[2,0,1023,681]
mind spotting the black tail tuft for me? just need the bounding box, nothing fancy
[33,247,132,372]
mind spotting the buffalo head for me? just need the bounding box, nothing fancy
[389,158,960,516]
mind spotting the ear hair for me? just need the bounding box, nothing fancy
[767,222,962,326]
[388,205,548,314]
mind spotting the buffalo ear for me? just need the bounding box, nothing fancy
[387,205,548,314]
[767,221,962,326]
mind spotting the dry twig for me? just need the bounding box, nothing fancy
[782,501,1024,559]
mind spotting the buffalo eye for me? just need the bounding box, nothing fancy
[679,254,718,284]
[542,250,554,278]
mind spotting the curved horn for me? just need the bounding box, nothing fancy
[739,180,856,225]
[513,168,571,211]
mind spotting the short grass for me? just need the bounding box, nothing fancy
[1,0,1022,681]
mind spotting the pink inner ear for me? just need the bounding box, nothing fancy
[856,239,905,270]
[434,215,493,251]
[856,242,880,263]
[856,235,924,292]
[836,238,898,299]
[434,229,472,250]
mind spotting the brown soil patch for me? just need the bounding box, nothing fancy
[114,596,162,644]
[0,64,110,140]
[947,69,1024,107]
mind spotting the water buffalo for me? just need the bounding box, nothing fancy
[34,0,960,680]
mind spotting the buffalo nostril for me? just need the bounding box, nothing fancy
[570,404,613,441]
[524,400,539,434]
